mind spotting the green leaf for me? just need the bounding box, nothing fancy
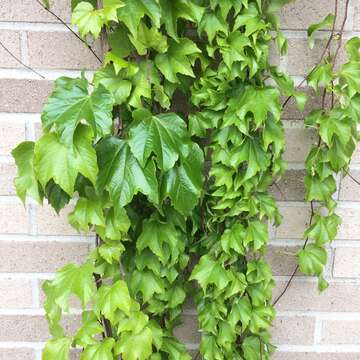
[228,298,252,330]
[345,37,360,61]
[81,338,115,360]
[45,180,70,214]
[162,143,204,215]
[221,223,246,254]
[42,77,114,145]
[12,141,43,204]
[262,117,285,156]
[298,244,327,276]
[307,14,335,49]
[43,337,71,360]
[129,109,188,171]
[118,0,161,35]
[233,3,267,36]
[47,261,95,311]
[95,280,132,322]
[155,38,201,83]
[242,336,261,360]
[96,136,159,206]
[98,242,125,264]
[244,221,268,251]
[304,174,336,202]
[130,270,164,302]
[96,206,131,240]
[190,255,230,292]
[304,214,341,245]
[308,63,333,91]
[199,10,228,43]
[200,335,223,360]
[34,125,98,196]
[115,327,153,360]
[72,2,103,38]
[74,311,104,347]
[340,61,360,97]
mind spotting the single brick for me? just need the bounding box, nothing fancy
[276,205,312,239]
[0,0,71,23]
[266,246,300,276]
[0,241,89,273]
[0,162,17,195]
[0,202,29,234]
[0,348,35,360]
[0,79,53,113]
[28,32,100,70]
[279,0,347,30]
[283,127,318,163]
[273,281,360,312]
[350,143,360,164]
[336,207,360,240]
[0,314,80,341]
[273,353,360,360]
[272,316,315,345]
[333,247,360,278]
[0,278,33,308]
[0,31,21,68]
[36,204,79,236]
[174,314,200,344]
[270,170,306,201]
[321,319,360,344]
[354,2,360,31]
[339,171,360,201]
[0,121,25,156]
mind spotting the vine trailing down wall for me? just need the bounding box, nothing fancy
[9,0,360,359]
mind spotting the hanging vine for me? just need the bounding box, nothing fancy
[9,0,360,359]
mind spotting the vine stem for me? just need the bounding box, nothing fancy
[34,0,102,63]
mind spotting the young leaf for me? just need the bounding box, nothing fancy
[304,213,341,245]
[307,14,335,49]
[43,337,71,360]
[221,223,246,254]
[80,338,115,360]
[298,244,327,276]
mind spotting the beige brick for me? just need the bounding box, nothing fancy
[0,278,33,308]
[174,314,200,344]
[273,353,360,360]
[339,171,360,201]
[0,163,17,195]
[0,314,79,341]
[0,121,25,156]
[273,316,315,345]
[279,0,347,30]
[28,32,99,70]
[273,281,360,312]
[266,246,300,276]
[270,170,306,201]
[321,319,360,344]
[36,204,78,236]
[0,241,89,273]
[0,348,35,360]
[333,247,360,278]
[287,39,346,76]
[0,0,71,23]
[0,31,21,68]
[337,207,360,240]
[276,205,312,239]
[0,79,53,113]
[0,202,29,234]
[351,143,360,164]
[283,127,318,162]
[354,2,360,31]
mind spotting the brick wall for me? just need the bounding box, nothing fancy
[0,1,359,359]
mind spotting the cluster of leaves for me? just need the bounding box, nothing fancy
[298,17,360,290]
[12,0,360,359]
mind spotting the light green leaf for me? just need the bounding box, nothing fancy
[304,174,336,202]
[305,213,341,245]
[80,338,115,360]
[98,242,125,264]
[96,206,131,240]
[72,2,103,38]
[298,244,327,276]
[129,109,188,171]
[34,125,98,196]
[242,336,261,360]
[130,270,164,302]
[340,61,360,97]
[74,311,104,347]
[96,137,159,206]
[308,63,333,91]
[95,280,132,322]
[244,221,268,251]
[345,37,360,61]
[12,141,43,204]
[199,11,228,43]
[221,223,246,254]
[43,337,71,360]
[42,77,114,145]
[307,14,335,49]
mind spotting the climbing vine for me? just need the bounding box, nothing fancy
[10,0,360,359]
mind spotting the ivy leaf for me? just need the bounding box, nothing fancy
[45,180,70,214]
[242,336,261,360]
[155,38,201,83]
[199,10,228,43]
[74,311,104,347]
[304,174,336,202]
[34,125,98,196]
[340,61,360,97]
[345,37,360,61]
[48,261,95,311]
[129,108,188,171]
[298,244,327,276]
[81,338,115,360]
[96,136,159,206]
[304,214,341,245]
[233,3,267,36]
[308,63,333,91]
[12,141,43,204]
[262,117,285,157]
[221,223,246,254]
[95,280,132,322]
[115,327,153,360]
[307,14,335,49]
[200,335,223,360]
[162,143,204,215]
[72,2,103,38]
[244,221,268,251]
[190,255,230,292]
[228,298,252,330]
[96,206,131,240]
[161,337,192,360]
[98,242,125,264]
[118,0,161,35]
[130,270,164,302]
[43,337,71,360]
[42,77,114,145]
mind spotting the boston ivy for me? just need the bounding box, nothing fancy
[11,0,360,359]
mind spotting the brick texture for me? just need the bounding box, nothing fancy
[0,0,359,359]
